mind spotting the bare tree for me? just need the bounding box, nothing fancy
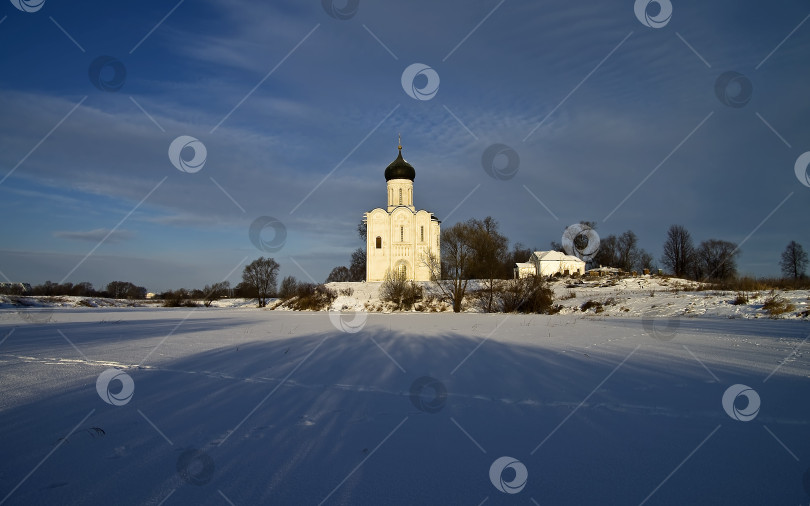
[467,217,509,312]
[695,239,738,280]
[422,221,475,312]
[242,257,280,307]
[278,276,298,300]
[504,242,533,277]
[616,230,639,272]
[636,249,655,272]
[349,248,366,282]
[202,281,230,307]
[780,241,808,280]
[593,234,618,268]
[325,266,351,282]
[661,225,695,277]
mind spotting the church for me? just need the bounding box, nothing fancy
[364,143,441,282]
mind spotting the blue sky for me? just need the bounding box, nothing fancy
[1,0,809,291]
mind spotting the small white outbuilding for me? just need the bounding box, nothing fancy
[514,250,586,278]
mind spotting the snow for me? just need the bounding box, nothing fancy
[1,282,809,505]
[547,276,810,320]
[4,276,808,320]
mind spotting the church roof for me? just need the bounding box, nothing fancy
[385,148,415,181]
[531,250,586,264]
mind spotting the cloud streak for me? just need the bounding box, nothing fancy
[53,228,135,244]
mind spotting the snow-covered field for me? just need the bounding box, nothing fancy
[1,283,809,505]
[4,276,809,320]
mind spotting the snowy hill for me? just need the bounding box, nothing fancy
[3,276,809,321]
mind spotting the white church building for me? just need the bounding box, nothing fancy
[364,145,440,282]
[515,250,586,278]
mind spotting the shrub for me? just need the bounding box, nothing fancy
[163,297,198,308]
[560,291,576,300]
[339,287,354,297]
[731,293,749,305]
[581,299,603,312]
[286,283,337,310]
[380,270,422,310]
[161,289,198,307]
[762,292,795,316]
[501,276,554,314]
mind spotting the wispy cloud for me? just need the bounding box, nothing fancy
[2,0,809,288]
[54,228,135,243]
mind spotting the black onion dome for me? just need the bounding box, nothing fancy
[385,149,415,181]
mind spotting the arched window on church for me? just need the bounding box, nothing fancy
[420,226,424,242]
[400,226,404,242]
[375,236,381,249]
[398,188,402,205]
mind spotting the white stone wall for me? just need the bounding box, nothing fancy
[536,259,585,276]
[386,179,414,210]
[365,178,440,282]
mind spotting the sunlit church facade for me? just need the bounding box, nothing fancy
[364,144,440,282]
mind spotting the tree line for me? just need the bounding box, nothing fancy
[660,224,808,281]
[0,280,147,299]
